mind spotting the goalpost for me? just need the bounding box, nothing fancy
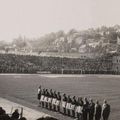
[61,69,83,74]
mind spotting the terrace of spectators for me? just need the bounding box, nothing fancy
[0,53,114,74]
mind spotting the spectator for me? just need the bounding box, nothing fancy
[37,116,58,120]
[19,117,27,120]
[11,109,19,119]
[0,107,6,115]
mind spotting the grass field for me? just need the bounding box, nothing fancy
[0,74,120,120]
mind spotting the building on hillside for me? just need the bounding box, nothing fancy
[75,36,83,44]
[112,54,120,73]
[117,36,120,45]
[39,52,102,59]
[99,37,110,47]
[0,50,6,53]
[78,44,87,53]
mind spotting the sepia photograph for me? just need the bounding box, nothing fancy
[0,0,120,120]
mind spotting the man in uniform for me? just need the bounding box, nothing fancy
[75,97,83,120]
[102,100,110,120]
[55,92,61,112]
[40,88,45,108]
[66,95,72,116]
[71,96,77,118]
[83,97,89,120]
[94,100,102,120]
[44,89,49,108]
[52,91,57,111]
[88,98,95,120]
[37,85,42,106]
[62,93,67,115]
[48,89,53,110]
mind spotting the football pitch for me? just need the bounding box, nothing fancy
[0,74,120,120]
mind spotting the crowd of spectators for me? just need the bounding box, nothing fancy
[0,53,114,74]
[0,106,58,120]
[0,107,27,120]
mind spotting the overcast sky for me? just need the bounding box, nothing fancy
[0,0,120,42]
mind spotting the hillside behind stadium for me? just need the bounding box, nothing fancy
[0,25,120,74]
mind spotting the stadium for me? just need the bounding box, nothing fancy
[0,43,120,120]
[0,51,119,120]
[0,35,120,120]
[1,0,120,119]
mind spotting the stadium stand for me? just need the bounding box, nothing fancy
[0,53,114,74]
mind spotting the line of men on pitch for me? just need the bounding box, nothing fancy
[37,86,110,120]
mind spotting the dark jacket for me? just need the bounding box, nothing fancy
[11,111,19,119]
[89,102,95,114]
[102,104,110,118]
[95,104,102,119]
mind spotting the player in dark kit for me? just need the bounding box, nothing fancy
[56,92,61,112]
[62,93,67,115]
[102,100,110,120]
[88,98,95,120]
[48,89,53,110]
[40,88,45,108]
[75,97,84,120]
[94,100,102,120]
[52,91,57,111]
[83,97,89,120]
[66,95,72,116]
[37,85,42,106]
[71,96,77,118]
[44,89,49,108]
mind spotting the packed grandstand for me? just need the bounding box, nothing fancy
[0,53,116,74]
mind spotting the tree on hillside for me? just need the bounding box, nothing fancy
[0,41,8,50]
[12,36,27,49]
[56,30,65,38]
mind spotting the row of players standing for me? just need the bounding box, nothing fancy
[37,86,110,120]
